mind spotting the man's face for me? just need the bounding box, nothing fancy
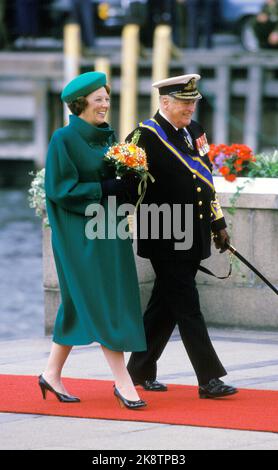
[163,96,197,128]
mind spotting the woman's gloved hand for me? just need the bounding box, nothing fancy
[101,178,126,197]
[101,173,140,198]
[121,172,140,192]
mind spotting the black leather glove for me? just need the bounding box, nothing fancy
[121,173,141,204]
[101,178,126,197]
[121,172,140,191]
[213,229,230,253]
[101,174,140,198]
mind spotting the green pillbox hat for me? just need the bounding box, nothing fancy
[61,71,107,103]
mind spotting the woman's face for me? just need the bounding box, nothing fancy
[80,87,110,125]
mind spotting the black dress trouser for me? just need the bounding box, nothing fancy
[127,255,227,385]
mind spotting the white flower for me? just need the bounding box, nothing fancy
[28,168,49,227]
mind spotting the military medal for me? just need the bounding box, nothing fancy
[183,132,194,150]
[178,127,194,150]
[196,133,210,156]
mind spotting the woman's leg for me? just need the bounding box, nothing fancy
[101,345,141,401]
[42,342,72,395]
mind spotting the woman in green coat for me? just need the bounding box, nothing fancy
[39,72,147,409]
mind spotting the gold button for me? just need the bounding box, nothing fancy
[198,201,203,206]
[211,212,213,217]
[199,214,203,219]
[193,174,197,179]
[197,187,201,192]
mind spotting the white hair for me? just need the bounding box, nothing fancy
[159,95,174,110]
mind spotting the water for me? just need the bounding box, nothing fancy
[0,188,44,341]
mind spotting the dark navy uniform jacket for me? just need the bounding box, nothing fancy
[126,111,226,261]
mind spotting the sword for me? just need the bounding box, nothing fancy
[226,243,278,296]
[199,242,278,296]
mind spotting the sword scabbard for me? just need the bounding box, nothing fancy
[226,243,278,296]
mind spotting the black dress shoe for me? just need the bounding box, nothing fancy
[199,378,238,399]
[134,380,168,392]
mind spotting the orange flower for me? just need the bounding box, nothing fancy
[220,166,230,176]
[225,173,237,182]
[208,144,217,161]
[125,156,137,167]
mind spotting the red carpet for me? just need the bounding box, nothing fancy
[0,374,277,433]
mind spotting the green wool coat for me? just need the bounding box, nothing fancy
[45,115,146,351]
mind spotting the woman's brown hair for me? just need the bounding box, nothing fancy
[67,85,111,116]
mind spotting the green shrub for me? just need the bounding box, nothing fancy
[248,151,278,178]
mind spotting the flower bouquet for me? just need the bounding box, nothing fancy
[104,130,155,210]
[208,143,255,182]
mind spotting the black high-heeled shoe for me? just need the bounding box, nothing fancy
[38,374,80,403]
[113,385,147,410]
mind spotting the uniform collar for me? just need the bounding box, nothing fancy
[158,110,192,138]
[158,110,179,130]
[154,111,197,154]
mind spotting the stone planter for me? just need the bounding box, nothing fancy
[196,176,278,329]
[43,177,278,334]
[43,226,61,335]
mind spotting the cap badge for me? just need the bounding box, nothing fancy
[184,78,196,92]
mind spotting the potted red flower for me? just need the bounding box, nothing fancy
[208,143,256,182]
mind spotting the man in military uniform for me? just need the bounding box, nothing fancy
[126,74,238,399]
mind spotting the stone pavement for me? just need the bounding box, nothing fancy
[0,327,278,450]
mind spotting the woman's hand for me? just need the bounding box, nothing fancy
[101,178,126,197]
[101,173,140,197]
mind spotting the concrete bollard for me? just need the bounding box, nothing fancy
[119,24,140,141]
[151,25,172,116]
[94,57,111,124]
[63,23,81,125]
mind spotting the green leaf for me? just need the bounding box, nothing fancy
[130,129,141,146]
